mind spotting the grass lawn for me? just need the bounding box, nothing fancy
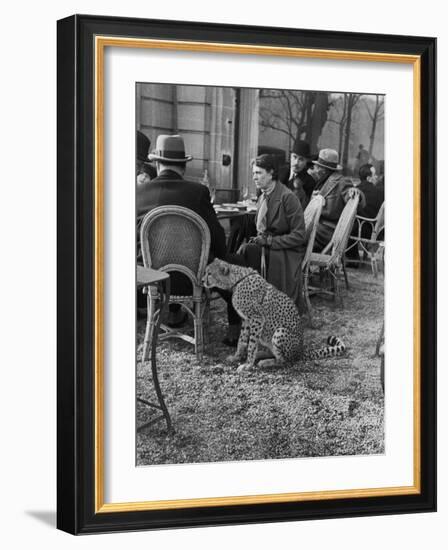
[136,266,384,466]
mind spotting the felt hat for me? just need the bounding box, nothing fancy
[312,148,343,171]
[291,140,311,158]
[148,134,193,163]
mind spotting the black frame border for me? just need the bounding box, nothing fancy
[57,14,436,535]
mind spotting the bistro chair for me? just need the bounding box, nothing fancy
[140,205,211,361]
[306,194,360,307]
[301,194,325,325]
[346,202,385,277]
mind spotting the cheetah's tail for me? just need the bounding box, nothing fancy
[303,335,346,360]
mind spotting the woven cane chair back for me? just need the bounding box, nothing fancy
[303,194,324,268]
[372,202,385,240]
[322,194,360,263]
[140,206,211,288]
[304,194,324,237]
[346,200,385,276]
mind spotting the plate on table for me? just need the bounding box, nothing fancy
[215,206,240,213]
[222,203,247,210]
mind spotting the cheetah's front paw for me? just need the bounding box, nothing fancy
[237,362,255,373]
[258,358,285,368]
[226,353,244,364]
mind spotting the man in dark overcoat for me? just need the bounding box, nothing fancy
[309,148,363,251]
[357,163,384,222]
[137,134,227,325]
[137,134,226,265]
[346,163,385,264]
[279,140,316,209]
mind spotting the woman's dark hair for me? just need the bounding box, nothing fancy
[252,154,278,179]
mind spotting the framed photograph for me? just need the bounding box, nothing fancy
[57,14,436,534]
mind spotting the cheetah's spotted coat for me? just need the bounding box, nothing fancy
[203,258,346,371]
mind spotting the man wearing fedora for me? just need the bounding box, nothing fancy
[279,140,316,209]
[137,134,226,261]
[309,148,363,251]
[137,134,228,326]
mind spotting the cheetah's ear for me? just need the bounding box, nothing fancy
[220,263,230,276]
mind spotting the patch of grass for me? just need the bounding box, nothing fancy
[136,267,384,465]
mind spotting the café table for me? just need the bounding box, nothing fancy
[215,206,257,254]
[136,265,173,433]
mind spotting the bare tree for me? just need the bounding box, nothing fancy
[259,90,329,153]
[327,93,363,171]
[341,93,362,172]
[307,92,330,153]
[363,95,385,156]
[327,94,348,154]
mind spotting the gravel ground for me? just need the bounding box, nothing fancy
[136,266,384,466]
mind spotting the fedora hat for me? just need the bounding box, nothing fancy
[137,131,152,163]
[291,139,311,158]
[148,134,193,163]
[312,148,343,171]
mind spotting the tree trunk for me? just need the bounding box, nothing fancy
[342,94,355,173]
[304,92,314,141]
[368,95,382,156]
[368,116,377,157]
[309,92,329,154]
[338,95,347,157]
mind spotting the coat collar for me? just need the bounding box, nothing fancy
[316,172,343,198]
[257,181,284,224]
[155,169,184,181]
[289,167,311,182]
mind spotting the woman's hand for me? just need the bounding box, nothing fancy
[249,234,272,247]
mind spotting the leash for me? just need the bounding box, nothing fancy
[260,247,267,279]
[230,271,258,291]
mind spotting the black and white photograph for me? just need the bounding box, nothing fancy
[135,82,385,466]
[0,0,441,542]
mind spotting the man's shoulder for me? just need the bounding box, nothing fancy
[303,171,316,185]
[153,174,206,191]
[275,181,301,207]
[169,177,208,195]
[275,180,294,197]
[357,181,371,192]
[328,172,347,183]
[184,178,207,191]
[331,173,355,191]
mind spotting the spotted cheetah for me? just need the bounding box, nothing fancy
[203,258,345,371]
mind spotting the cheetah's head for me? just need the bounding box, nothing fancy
[202,258,249,291]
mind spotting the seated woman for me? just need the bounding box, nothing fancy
[238,154,306,308]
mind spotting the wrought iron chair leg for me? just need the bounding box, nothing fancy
[372,257,378,278]
[138,279,173,434]
[203,296,210,345]
[149,284,173,432]
[303,271,315,328]
[334,269,344,307]
[375,321,385,356]
[142,293,156,363]
[194,300,204,361]
[342,259,350,290]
